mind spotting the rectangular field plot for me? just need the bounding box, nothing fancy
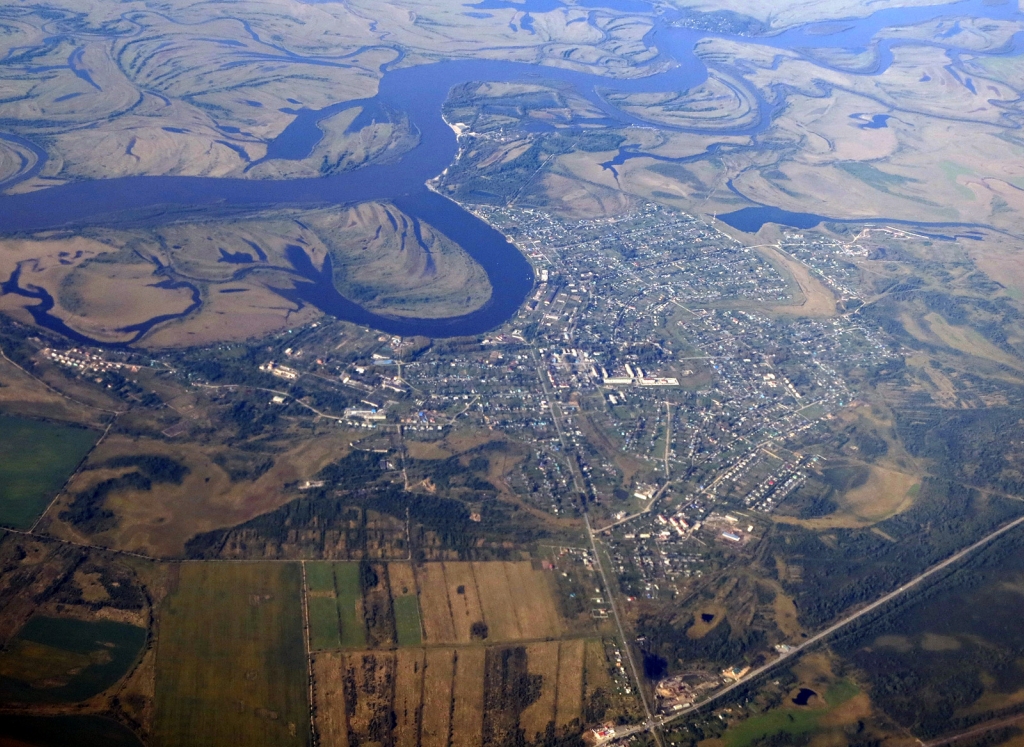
[471,562,523,641]
[308,596,342,651]
[417,562,456,643]
[362,562,395,648]
[451,648,485,747]
[420,649,455,747]
[0,416,98,529]
[416,561,565,645]
[555,640,585,728]
[305,562,336,593]
[389,563,422,646]
[153,563,309,747]
[333,563,366,648]
[503,562,562,639]
[311,653,348,747]
[519,642,560,742]
[394,648,424,747]
[443,562,485,642]
[346,652,395,746]
[393,595,422,647]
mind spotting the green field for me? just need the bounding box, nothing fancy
[392,594,422,647]
[153,563,310,747]
[0,616,146,704]
[334,563,366,648]
[305,562,335,593]
[307,597,342,651]
[0,416,98,529]
[723,679,860,747]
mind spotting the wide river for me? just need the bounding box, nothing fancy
[0,0,1019,342]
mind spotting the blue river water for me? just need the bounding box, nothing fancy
[0,0,1019,343]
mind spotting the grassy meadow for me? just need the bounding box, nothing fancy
[153,563,309,747]
[0,415,98,529]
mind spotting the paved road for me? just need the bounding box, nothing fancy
[921,711,1024,747]
[585,512,662,745]
[596,511,1024,744]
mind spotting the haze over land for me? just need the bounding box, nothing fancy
[3,0,1024,746]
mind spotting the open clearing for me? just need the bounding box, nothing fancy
[153,563,309,747]
[757,245,836,317]
[50,432,359,557]
[778,466,919,529]
[0,416,98,530]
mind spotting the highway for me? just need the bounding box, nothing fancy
[595,511,1024,744]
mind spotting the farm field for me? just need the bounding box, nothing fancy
[416,562,457,643]
[334,563,366,649]
[306,562,343,651]
[311,653,347,747]
[389,563,423,646]
[0,415,98,529]
[305,562,424,650]
[519,642,561,741]
[416,561,564,645]
[394,648,424,747]
[555,639,585,728]
[451,648,486,747]
[153,563,309,747]
[308,596,342,652]
[393,595,423,647]
[421,649,456,747]
[311,639,603,746]
[305,562,336,593]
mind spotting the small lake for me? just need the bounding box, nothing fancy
[792,687,818,706]
[0,616,147,704]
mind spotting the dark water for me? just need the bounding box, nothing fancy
[643,652,668,680]
[719,207,829,232]
[717,205,995,237]
[0,616,147,704]
[0,715,143,747]
[792,687,817,706]
[0,0,1019,343]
